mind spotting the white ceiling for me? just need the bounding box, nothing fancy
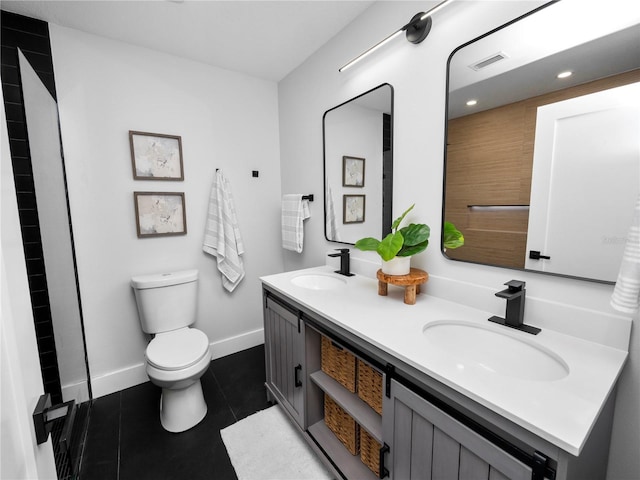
[1,0,376,82]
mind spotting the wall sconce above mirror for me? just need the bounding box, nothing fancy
[443,1,640,283]
[338,0,452,72]
[324,84,393,245]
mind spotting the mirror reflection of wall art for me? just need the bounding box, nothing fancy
[134,192,187,237]
[342,156,365,187]
[343,194,365,224]
[130,131,184,180]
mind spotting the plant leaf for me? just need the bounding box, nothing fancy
[377,232,404,261]
[391,204,415,232]
[443,221,464,249]
[398,240,429,257]
[354,237,381,252]
[399,223,430,246]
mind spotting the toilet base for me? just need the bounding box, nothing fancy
[159,379,207,433]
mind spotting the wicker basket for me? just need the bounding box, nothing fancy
[357,359,383,415]
[324,394,360,455]
[360,428,382,476]
[321,336,357,393]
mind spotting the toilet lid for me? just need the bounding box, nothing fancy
[146,328,210,371]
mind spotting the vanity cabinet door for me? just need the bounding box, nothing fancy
[264,295,305,428]
[383,379,533,480]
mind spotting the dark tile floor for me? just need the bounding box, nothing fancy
[79,344,272,480]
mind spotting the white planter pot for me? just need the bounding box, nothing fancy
[381,256,411,275]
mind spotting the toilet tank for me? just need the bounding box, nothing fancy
[131,269,198,334]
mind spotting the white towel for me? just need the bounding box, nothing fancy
[611,194,640,313]
[282,194,310,253]
[203,170,245,292]
[325,180,340,242]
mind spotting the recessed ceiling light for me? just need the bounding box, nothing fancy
[557,71,573,79]
[466,99,478,106]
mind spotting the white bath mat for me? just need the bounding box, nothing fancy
[221,406,332,480]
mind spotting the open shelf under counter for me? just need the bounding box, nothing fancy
[309,370,382,443]
[307,420,378,480]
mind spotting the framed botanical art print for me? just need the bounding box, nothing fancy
[134,192,187,237]
[130,131,184,180]
[342,156,365,187]
[343,194,365,224]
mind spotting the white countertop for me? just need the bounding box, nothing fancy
[261,266,628,456]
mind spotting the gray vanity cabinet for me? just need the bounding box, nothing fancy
[263,295,305,428]
[383,378,534,480]
[261,286,614,480]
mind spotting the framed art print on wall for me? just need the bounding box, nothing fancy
[130,131,184,180]
[343,194,365,224]
[342,156,365,187]
[134,192,187,237]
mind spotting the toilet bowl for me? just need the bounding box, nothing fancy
[131,269,211,433]
[145,327,211,432]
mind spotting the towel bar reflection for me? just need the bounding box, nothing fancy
[467,205,529,210]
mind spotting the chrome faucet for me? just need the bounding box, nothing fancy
[328,248,354,277]
[488,280,541,335]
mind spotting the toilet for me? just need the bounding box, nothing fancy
[131,269,211,433]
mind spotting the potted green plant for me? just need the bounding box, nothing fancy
[354,204,464,275]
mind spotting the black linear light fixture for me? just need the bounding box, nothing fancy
[339,0,453,73]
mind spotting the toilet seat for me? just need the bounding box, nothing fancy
[146,328,209,371]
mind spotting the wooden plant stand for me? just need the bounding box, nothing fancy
[376,268,428,305]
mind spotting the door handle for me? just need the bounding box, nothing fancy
[379,443,390,478]
[529,250,551,260]
[294,364,302,387]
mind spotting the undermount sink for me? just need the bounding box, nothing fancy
[423,320,569,381]
[291,273,347,290]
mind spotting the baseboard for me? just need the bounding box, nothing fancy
[210,327,264,360]
[91,362,148,399]
[90,328,265,399]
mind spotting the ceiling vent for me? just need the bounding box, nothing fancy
[469,52,509,71]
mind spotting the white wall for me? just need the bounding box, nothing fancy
[49,25,284,398]
[278,1,638,478]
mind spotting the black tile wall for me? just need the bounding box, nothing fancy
[9,138,30,158]
[1,9,62,403]
[383,112,391,152]
[14,172,35,192]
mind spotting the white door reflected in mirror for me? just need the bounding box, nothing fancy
[526,83,640,281]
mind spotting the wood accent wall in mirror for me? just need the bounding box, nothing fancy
[324,84,393,245]
[443,1,640,283]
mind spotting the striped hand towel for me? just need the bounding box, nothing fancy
[203,170,245,292]
[611,194,640,314]
[282,194,310,253]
